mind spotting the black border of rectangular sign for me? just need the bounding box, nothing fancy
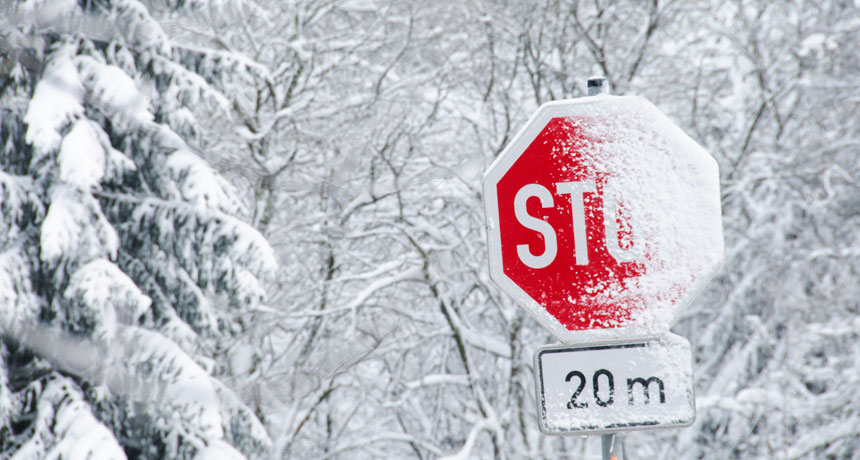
[534,338,695,435]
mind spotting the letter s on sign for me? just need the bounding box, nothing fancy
[514,184,557,269]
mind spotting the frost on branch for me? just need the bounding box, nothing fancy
[23,43,84,157]
[39,185,119,271]
[118,197,275,314]
[0,247,40,333]
[0,345,10,437]
[147,56,232,124]
[1,110,32,175]
[111,326,224,440]
[210,379,272,455]
[10,376,126,460]
[162,148,243,215]
[77,0,171,54]
[190,439,247,460]
[62,259,152,340]
[76,56,153,128]
[57,119,138,190]
[0,172,42,245]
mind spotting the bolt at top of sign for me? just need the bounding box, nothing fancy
[483,89,723,344]
[587,76,608,96]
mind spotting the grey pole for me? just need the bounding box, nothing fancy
[587,76,608,96]
[590,75,620,460]
[601,433,623,460]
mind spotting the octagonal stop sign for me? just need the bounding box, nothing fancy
[483,95,723,344]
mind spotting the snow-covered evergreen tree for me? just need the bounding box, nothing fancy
[0,1,274,458]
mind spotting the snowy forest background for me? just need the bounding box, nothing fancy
[1,0,858,459]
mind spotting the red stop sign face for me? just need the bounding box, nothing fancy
[484,96,723,343]
[497,117,646,330]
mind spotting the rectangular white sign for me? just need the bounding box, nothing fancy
[534,334,695,434]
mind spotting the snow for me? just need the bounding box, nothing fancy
[76,57,152,126]
[10,377,126,460]
[734,388,784,409]
[24,43,84,155]
[150,56,232,114]
[405,374,470,390]
[165,148,243,214]
[436,420,492,460]
[340,0,378,13]
[63,259,152,338]
[0,351,9,430]
[45,387,127,460]
[20,0,77,29]
[784,422,859,459]
[210,378,273,452]
[108,0,171,54]
[58,120,107,189]
[40,186,119,265]
[0,171,42,239]
[340,266,422,314]
[40,99,135,191]
[457,324,513,358]
[566,96,724,327]
[39,189,86,265]
[219,217,279,275]
[0,247,39,330]
[192,439,247,460]
[798,33,839,57]
[157,314,204,357]
[113,326,224,439]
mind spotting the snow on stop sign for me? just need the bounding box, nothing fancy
[483,95,723,343]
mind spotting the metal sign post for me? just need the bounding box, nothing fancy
[602,433,623,460]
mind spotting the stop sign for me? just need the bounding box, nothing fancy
[483,95,723,343]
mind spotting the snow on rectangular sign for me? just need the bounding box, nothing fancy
[534,333,695,434]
